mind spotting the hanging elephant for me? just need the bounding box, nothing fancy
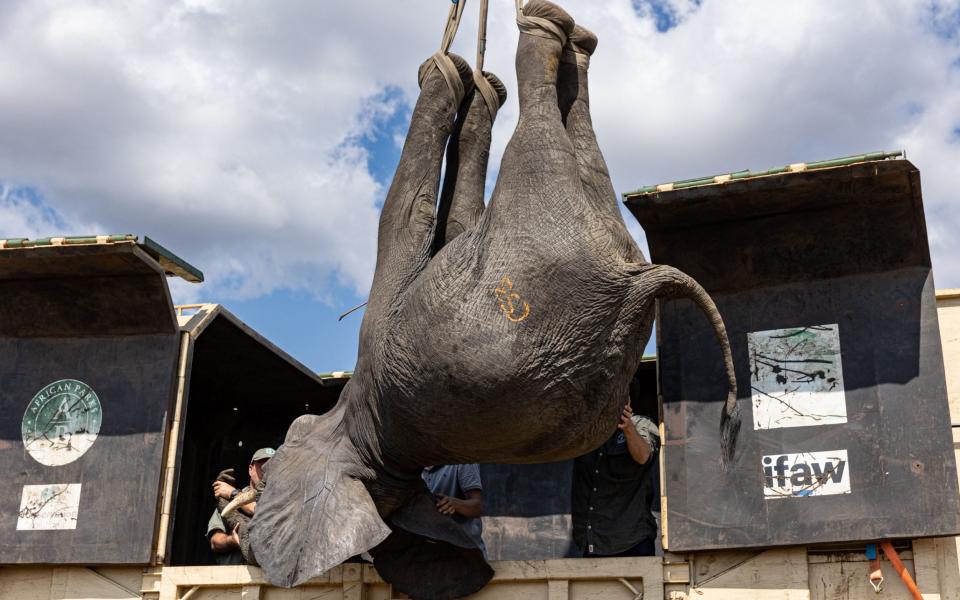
[237,2,740,598]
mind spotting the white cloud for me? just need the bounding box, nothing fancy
[1,0,958,301]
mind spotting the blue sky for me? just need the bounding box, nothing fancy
[2,0,959,373]
[223,96,411,372]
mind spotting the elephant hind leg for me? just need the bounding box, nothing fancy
[483,0,577,227]
[514,1,575,113]
[434,70,508,253]
[558,24,646,263]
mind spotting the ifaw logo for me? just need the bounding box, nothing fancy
[762,449,851,499]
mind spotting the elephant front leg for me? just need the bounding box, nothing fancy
[433,70,507,253]
[366,53,474,322]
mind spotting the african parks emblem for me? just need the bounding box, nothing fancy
[22,379,102,467]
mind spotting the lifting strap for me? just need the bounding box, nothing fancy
[561,35,591,68]
[866,543,883,593]
[866,542,923,599]
[515,0,567,46]
[420,0,469,105]
[472,0,501,120]
[880,542,923,600]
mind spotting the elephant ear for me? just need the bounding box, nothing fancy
[248,410,391,587]
[370,489,493,600]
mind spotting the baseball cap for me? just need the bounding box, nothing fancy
[250,447,276,463]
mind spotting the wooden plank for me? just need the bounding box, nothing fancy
[913,538,944,599]
[240,585,263,600]
[343,563,364,600]
[0,568,54,600]
[937,293,960,423]
[662,561,689,583]
[485,557,661,582]
[547,579,569,600]
[690,548,809,600]
[155,561,661,600]
[914,537,960,600]
[808,551,916,600]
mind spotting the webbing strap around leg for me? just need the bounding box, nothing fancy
[472,70,501,122]
[560,43,590,68]
[515,0,568,46]
[420,51,466,107]
[419,0,469,105]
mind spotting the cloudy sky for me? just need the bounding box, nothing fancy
[1,0,958,371]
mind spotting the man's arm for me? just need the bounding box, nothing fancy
[618,404,653,465]
[239,501,257,516]
[209,530,239,553]
[436,489,483,517]
[213,480,236,500]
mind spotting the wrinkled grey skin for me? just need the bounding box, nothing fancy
[249,3,740,599]
[434,72,507,251]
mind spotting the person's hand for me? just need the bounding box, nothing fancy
[230,523,241,547]
[436,495,460,516]
[213,481,237,500]
[617,403,637,438]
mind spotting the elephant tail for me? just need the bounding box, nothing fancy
[640,264,740,467]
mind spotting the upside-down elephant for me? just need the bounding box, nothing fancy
[235,2,741,598]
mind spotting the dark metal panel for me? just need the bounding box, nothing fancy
[479,462,576,560]
[0,275,177,337]
[628,160,930,292]
[0,334,179,563]
[477,361,661,560]
[658,269,958,549]
[628,159,959,550]
[167,313,338,566]
[0,245,177,337]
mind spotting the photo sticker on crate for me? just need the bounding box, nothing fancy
[762,450,850,499]
[17,483,82,530]
[747,324,847,430]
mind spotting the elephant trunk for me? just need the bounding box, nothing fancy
[639,264,740,466]
[221,487,258,519]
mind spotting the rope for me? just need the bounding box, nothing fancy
[420,0,470,105]
[560,41,590,67]
[439,0,467,55]
[476,0,489,71]
[473,69,500,120]
[472,0,501,120]
[515,0,567,46]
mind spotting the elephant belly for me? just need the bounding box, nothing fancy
[387,248,647,464]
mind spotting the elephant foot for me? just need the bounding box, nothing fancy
[370,490,492,600]
[518,0,574,46]
[472,69,508,120]
[564,24,598,63]
[418,51,474,107]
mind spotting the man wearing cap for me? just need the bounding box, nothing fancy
[206,447,275,564]
[571,402,660,558]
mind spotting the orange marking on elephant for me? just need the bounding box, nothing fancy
[494,275,531,323]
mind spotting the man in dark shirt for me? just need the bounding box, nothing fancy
[571,403,660,557]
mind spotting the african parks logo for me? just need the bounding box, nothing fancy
[22,379,102,467]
